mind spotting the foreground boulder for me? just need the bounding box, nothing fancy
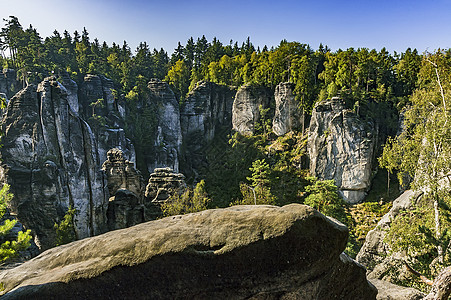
[0,204,376,299]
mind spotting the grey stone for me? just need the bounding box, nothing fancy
[0,69,19,101]
[180,81,236,177]
[370,279,425,300]
[356,190,420,269]
[308,97,378,203]
[0,77,109,249]
[0,204,376,299]
[273,82,305,135]
[146,79,182,173]
[232,83,270,135]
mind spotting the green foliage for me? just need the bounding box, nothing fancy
[380,51,451,285]
[161,180,210,217]
[0,185,32,262]
[54,206,76,246]
[304,177,347,223]
[232,159,276,206]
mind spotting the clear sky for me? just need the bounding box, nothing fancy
[2,0,451,54]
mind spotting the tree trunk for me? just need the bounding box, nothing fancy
[425,266,451,300]
[434,197,443,264]
[387,170,390,199]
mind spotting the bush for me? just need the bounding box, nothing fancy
[161,180,210,217]
[0,184,32,262]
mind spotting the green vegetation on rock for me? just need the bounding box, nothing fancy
[54,206,76,246]
[0,185,32,262]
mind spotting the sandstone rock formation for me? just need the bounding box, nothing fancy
[180,81,236,176]
[102,148,144,198]
[145,167,186,203]
[0,204,377,299]
[272,82,305,135]
[146,79,182,173]
[357,190,426,300]
[59,71,79,114]
[0,77,109,249]
[356,190,419,269]
[308,97,377,203]
[79,74,135,165]
[370,279,425,300]
[102,148,145,230]
[232,83,271,135]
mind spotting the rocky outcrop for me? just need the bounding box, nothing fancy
[272,82,305,135]
[102,148,143,198]
[0,204,377,299]
[0,77,109,249]
[146,79,182,173]
[232,83,270,135]
[102,148,144,230]
[356,190,420,269]
[180,81,236,177]
[308,97,377,203]
[145,167,186,202]
[370,279,425,300]
[0,69,19,101]
[59,71,79,114]
[79,74,135,165]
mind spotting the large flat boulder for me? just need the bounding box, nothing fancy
[0,204,376,299]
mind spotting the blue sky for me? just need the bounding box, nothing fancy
[2,0,451,54]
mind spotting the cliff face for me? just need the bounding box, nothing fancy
[232,83,271,135]
[180,81,236,176]
[146,79,182,173]
[0,77,109,249]
[79,74,135,166]
[273,82,305,135]
[308,97,378,203]
[0,204,377,299]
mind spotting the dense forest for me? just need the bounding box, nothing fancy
[0,15,450,293]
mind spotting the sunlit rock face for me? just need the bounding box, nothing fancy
[273,82,305,136]
[0,204,376,299]
[232,83,271,135]
[308,97,378,203]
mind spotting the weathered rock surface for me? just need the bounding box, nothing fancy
[308,97,377,203]
[145,167,186,202]
[180,81,236,177]
[272,82,305,136]
[0,77,109,249]
[357,191,426,299]
[79,74,135,165]
[356,190,419,269]
[102,148,145,230]
[146,79,182,173]
[0,204,376,299]
[59,71,79,114]
[102,148,144,198]
[370,279,425,300]
[232,83,270,135]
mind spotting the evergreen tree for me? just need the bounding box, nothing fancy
[0,184,32,262]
